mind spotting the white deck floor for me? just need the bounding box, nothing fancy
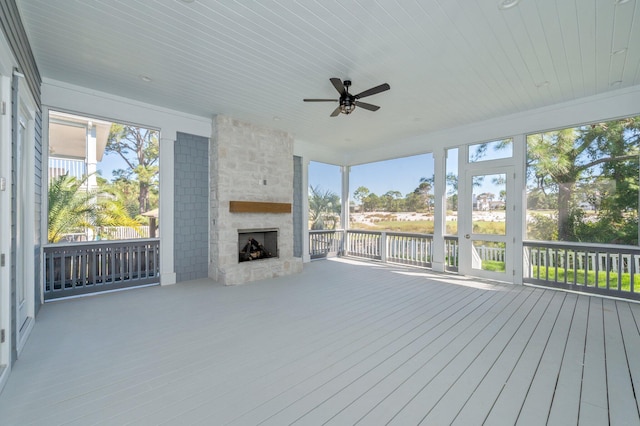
[1,258,640,425]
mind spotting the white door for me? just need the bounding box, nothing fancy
[16,117,28,330]
[459,166,515,282]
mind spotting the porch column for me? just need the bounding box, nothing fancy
[513,133,526,283]
[86,122,97,189]
[341,165,350,256]
[159,133,176,285]
[341,165,350,230]
[432,148,446,272]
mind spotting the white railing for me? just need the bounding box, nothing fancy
[524,240,640,300]
[445,236,459,272]
[309,229,458,272]
[474,245,505,263]
[101,226,150,240]
[59,226,151,242]
[346,230,382,260]
[385,232,433,267]
[49,157,86,181]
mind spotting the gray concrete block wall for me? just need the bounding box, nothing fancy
[174,132,209,282]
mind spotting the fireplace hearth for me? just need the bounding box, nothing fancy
[238,229,278,263]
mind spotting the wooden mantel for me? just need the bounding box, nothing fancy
[229,201,292,214]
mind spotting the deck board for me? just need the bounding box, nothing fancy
[579,298,609,425]
[455,290,568,426]
[427,289,556,426]
[360,286,539,425]
[546,294,591,425]
[0,258,639,426]
[618,302,640,419]
[604,299,640,425]
[320,285,524,426]
[250,286,503,425]
[515,293,578,425]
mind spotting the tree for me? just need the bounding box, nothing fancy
[412,177,434,212]
[382,190,403,212]
[362,193,381,212]
[106,124,159,215]
[527,118,639,241]
[446,172,459,211]
[48,175,140,243]
[353,186,370,210]
[308,185,341,230]
[404,192,423,212]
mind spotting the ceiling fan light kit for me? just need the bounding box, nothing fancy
[304,78,390,117]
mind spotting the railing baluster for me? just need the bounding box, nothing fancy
[43,239,160,300]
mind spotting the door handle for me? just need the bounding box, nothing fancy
[465,234,470,239]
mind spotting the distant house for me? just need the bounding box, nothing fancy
[48,111,112,190]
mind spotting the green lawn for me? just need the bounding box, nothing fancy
[482,260,506,272]
[532,266,640,292]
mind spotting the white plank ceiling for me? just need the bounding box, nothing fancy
[16,0,640,155]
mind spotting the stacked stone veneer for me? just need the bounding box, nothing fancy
[210,115,303,285]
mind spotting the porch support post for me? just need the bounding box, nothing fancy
[341,166,350,230]
[341,165,350,256]
[86,122,97,189]
[513,133,526,284]
[159,133,176,285]
[432,148,446,272]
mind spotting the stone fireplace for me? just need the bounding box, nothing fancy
[209,115,303,285]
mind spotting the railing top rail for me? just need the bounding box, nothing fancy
[308,229,345,234]
[384,231,435,239]
[43,238,160,250]
[346,229,385,235]
[523,240,640,253]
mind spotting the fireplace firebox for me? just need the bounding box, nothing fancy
[238,229,278,262]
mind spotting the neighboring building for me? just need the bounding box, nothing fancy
[48,111,111,191]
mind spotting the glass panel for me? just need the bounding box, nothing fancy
[469,139,513,163]
[472,241,506,273]
[308,161,342,230]
[446,148,458,235]
[471,173,506,235]
[526,115,640,245]
[48,110,160,242]
[349,153,434,233]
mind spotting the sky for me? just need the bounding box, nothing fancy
[309,142,509,201]
[96,152,128,181]
[309,153,437,198]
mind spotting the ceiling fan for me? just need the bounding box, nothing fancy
[304,78,390,117]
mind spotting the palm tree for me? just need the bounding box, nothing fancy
[48,174,140,243]
[308,185,341,230]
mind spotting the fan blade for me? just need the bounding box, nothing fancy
[303,98,337,102]
[354,83,390,99]
[355,101,380,111]
[330,78,345,95]
[330,106,342,117]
